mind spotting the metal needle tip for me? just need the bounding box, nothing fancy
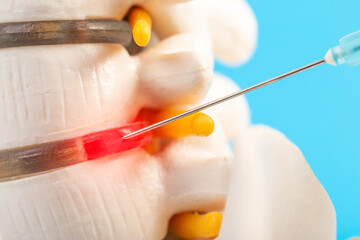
[123,59,326,140]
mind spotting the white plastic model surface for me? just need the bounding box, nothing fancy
[0,0,335,239]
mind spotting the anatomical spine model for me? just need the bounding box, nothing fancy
[0,0,336,239]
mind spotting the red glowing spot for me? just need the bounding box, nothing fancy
[82,122,152,160]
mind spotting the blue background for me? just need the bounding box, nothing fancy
[215,0,360,239]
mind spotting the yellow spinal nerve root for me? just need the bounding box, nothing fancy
[153,110,215,138]
[128,7,152,47]
[169,212,223,239]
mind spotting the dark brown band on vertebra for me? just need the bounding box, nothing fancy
[0,19,132,49]
[0,139,86,182]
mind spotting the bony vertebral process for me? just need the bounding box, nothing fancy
[0,0,336,239]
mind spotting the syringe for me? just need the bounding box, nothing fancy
[123,30,360,139]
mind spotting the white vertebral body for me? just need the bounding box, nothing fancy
[0,0,336,240]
